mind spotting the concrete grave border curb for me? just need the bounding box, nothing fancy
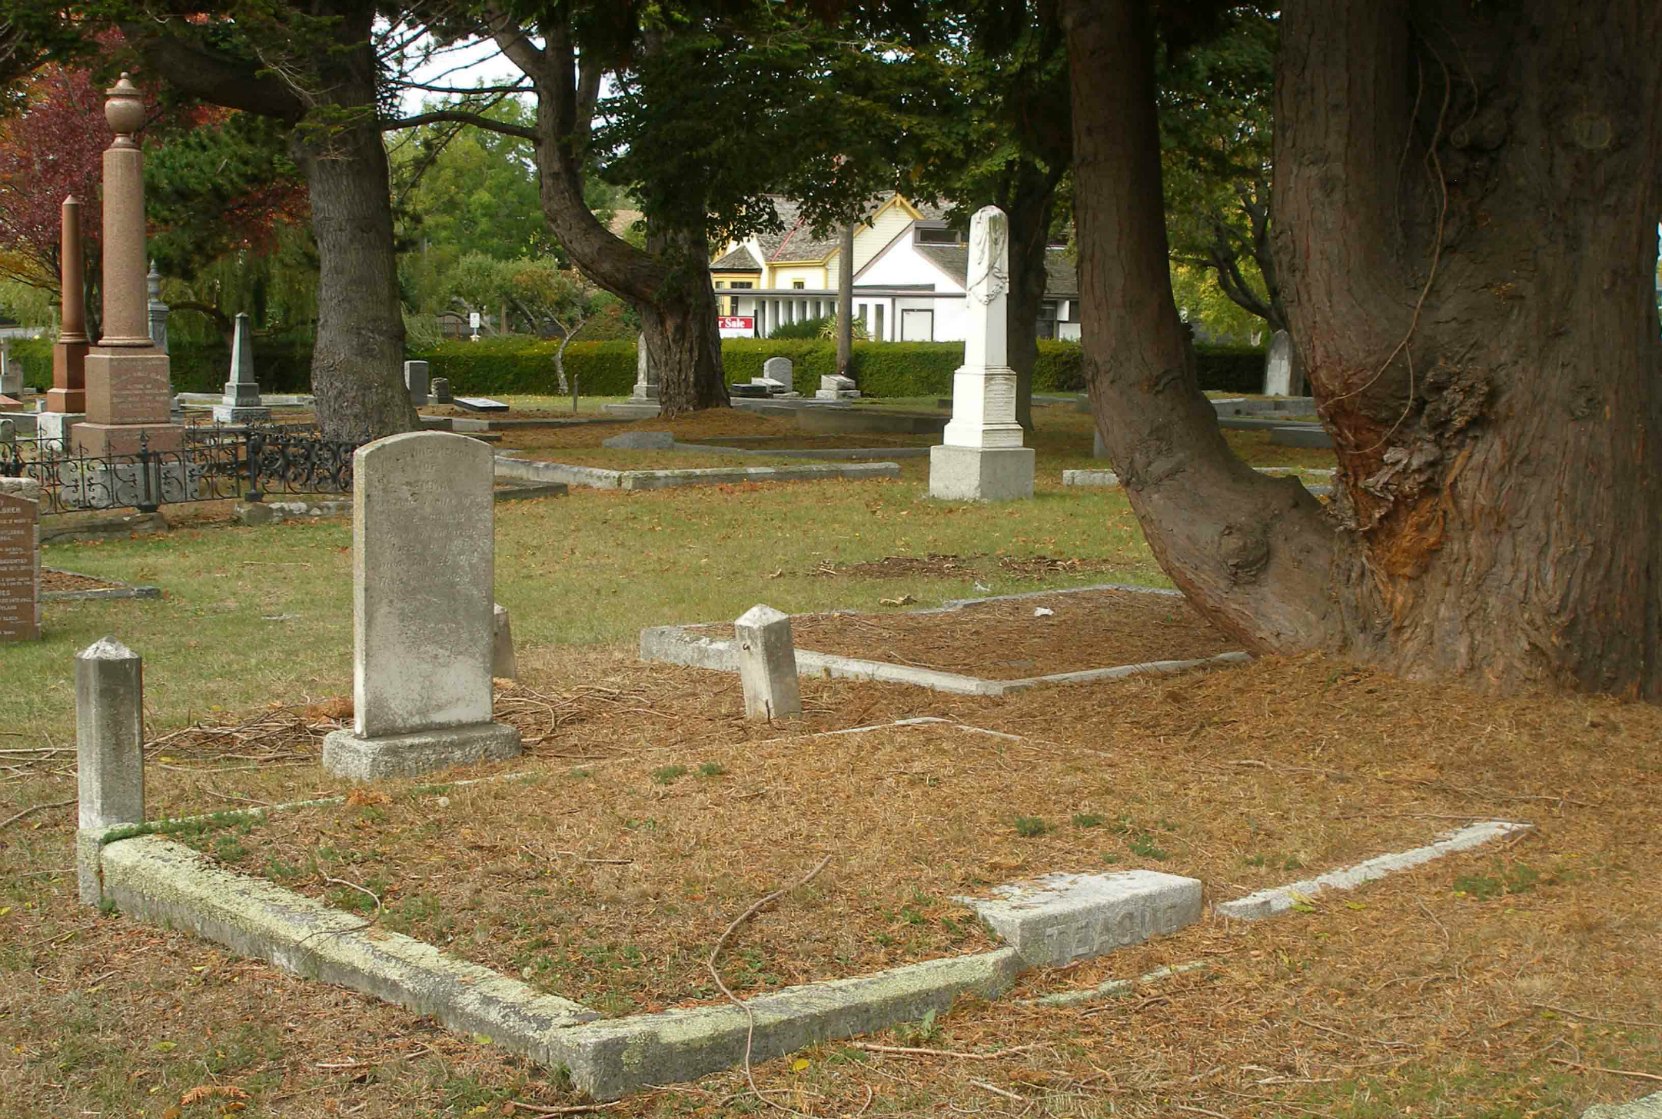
[494,454,901,491]
[40,566,162,602]
[640,583,1250,696]
[1214,819,1533,920]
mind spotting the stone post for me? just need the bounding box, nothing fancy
[492,603,517,680]
[404,360,430,407]
[322,432,522,779]
[74,75,182,457]
[928,205,1035,501]
[734,604,802,720]
[0,477,42,642]
[212,313,270,423]
[75,637,146,905]
[44,197,89,443]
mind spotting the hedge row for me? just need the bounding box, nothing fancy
[415,337,1267,398]
[1,331,1265,399]
[2,333,315,394]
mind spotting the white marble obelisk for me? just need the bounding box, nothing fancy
[928,206,1035,501]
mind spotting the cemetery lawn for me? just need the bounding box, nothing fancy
[4,654,1659,1117]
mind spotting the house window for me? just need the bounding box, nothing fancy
[792,280,805,289]
[915,225,961,245]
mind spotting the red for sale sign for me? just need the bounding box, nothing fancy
[717,316,755,337]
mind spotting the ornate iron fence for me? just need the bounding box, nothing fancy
[0,423,362,516]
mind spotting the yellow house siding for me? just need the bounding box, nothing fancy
[852,199,919,273]
[768,263,831,289]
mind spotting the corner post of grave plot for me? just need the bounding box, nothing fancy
[75,637,145,906]
[735,604,803,720]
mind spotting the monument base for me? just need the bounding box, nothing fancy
[211,404,271,424]
[73,421,184,458]
[928,444,1035,502]
[45,388,86,413]
[630,385,660,401]
[322,721,522,780]
[36,410,84,448]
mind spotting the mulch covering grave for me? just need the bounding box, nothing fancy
[6,648,1661,1117]
[808,553,1143,581]
[40,567,123,593]
[780,587,1239,679]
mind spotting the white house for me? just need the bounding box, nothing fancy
[709,194,1080,343]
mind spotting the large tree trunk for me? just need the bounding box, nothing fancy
[1064,0,1662,696]
[1003,169,1057,432]
[295,102,416,442]
[131,3,415,443]
[640,225,728,414]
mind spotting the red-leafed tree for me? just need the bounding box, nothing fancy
[0,64,107,290]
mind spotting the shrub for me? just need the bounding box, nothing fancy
[1194,343,1267,394]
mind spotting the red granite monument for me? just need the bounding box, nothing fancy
[74,75,181,458]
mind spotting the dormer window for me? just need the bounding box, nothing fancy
[915,224,962,245]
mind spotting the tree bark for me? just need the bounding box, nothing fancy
[1066,0,1662,695]
[1003,166,1058,432]
[1062,0,1342,653]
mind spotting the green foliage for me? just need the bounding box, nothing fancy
[414,336,1261,398]
[1013,815,1051,838]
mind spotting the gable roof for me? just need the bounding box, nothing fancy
[912,244,1080,298]
[754,193,948,264]
[712,244,762,271]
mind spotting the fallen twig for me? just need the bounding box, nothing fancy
[0,798,74,831]
[1550,1059,1662,1084]
[707,853,832,1116]
[852,1042,1038,1062]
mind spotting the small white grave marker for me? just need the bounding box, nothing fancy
[734,604,802,720]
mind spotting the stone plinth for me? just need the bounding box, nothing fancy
[75,349,184,455]
[928,205,1034,502]
[323,431,521,779]
[734,604,802,720]
[956,870,1202,967]
[0,477,42,641]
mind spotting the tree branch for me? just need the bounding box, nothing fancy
[124,24,306,123]
[382,108,537,140]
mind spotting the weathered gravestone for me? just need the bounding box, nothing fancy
[430,377,454,405]
[0,341,23,403]
[928,205,1035,501]
[211,313,270,423]
[404,359,430,407]
[492,603,517,680]
[322,432,521,779]
[815,374,859,400]
[1263,330,1294,396]
[0,477,42,641]
[761,356,794,393]
[734,604,802,720]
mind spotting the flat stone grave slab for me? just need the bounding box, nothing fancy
[455,396,510,413]
[956,870,1203,967]
[645,585,1247,695]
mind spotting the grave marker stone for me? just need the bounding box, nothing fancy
[430,377,454,405]
[211,313,270,423]
[631,334,659,401]
[928,205,1035,501]
[492,603,517,680]
[44,196,89,446]
[322,431,521,779]
[0,477,41,641]
[405,359,430,407]
[0,341,23,401]
[761,356,794,393]
[1264,330,1293,396]
[74,636,146,904]
[734,604,802,720]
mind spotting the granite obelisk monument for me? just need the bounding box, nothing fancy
[927,205,1035,501]
[41,197,89,445]
[74,75,182,457]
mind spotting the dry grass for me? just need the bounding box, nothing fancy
[781,587,1238,678]
[4,642,1657,1117]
